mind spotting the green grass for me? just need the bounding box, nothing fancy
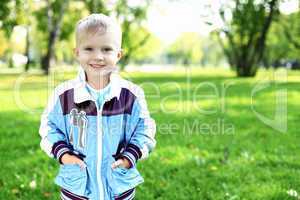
[0,68,299,200]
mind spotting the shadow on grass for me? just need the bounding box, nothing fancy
[0,110,60,200]
[1,70,299,199]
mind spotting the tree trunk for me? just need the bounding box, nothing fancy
[236,63,256,77]
[41,0,68,75]
[24,25,30,71]
[41,29,57,75]
[223,0,278,77]
[254,0,278,66]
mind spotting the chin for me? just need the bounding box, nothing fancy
[88,71,111,77]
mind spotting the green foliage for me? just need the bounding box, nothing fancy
[283,11,300,55]
[34,0,70,44]
[84,0,107,14]
[218,0,280,76]
[0,0,19,38]
[124,26,162,63]
[0,30,9,57]
[59,3,86,41]
[33,7,47,37]
[167,32,203,66]
[115,0,152,69]
[54,2,88,64]
[201,34,225,67]
[264,11,300,66]
[0,0,10,19]
[0,69,300,199]
[1,0,154,70]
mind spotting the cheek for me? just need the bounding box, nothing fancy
[109,55,120,63]
[78,54,89,63]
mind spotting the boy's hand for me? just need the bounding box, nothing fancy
[111,158,131,170]
[61,153,86,170]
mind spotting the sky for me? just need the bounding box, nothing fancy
[146,0,300,44]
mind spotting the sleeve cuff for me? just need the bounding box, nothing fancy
[121,143,142,168]
[51,141,72,164]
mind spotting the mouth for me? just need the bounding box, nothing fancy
[89,64,106,68]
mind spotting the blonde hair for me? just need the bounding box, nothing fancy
[75,13,122,48]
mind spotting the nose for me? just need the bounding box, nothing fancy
[94,50,104,61]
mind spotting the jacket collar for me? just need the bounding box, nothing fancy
[74,67,122,104]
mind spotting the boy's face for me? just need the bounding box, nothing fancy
[75,31,122,79]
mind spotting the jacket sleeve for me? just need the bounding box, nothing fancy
[121,88,156,168]
[39,89,72,163]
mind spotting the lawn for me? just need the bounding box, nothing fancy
[0,68,299,200]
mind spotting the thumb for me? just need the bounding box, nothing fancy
[76,159,86,170]
[111,159,123,169]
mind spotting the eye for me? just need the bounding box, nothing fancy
[103,47,113,52]
[84,47,93,51]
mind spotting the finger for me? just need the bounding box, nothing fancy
[80,163,86,170]
[111,161,119,169]
[111,159,123,169]
[77,160,86,170]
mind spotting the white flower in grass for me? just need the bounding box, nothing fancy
[29,180,36,189]
[287,189,298,197]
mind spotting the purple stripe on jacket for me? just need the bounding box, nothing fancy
[61,188,88,200]
[115,188,135,200]
[59,89,97,115]
[59,88,136,117]
[103,88,136,116]
[121,143,142,167]
[51,141,72,164]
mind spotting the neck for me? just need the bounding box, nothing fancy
[87,75,110,90]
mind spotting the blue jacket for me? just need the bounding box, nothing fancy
[39,69,156,199]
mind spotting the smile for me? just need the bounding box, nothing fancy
[89,64,106,68]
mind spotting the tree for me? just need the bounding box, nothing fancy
[283,11,300,50]
[0,0,20,38]
[0,0,22,68]
[115,0,151,70]
[22,0,34,71]
[167,32,203,66]
[201,34,225,67]
[55,2,88,65]
[217,0,279,77]
[128,26,162,64]
[35,0,69,74]
[81,0,152,70]
[83,0,107,14]
[0,31,9,57]
[263,15,289,67]
[263,11,300,68]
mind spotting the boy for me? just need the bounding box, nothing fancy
[39,14,156,200]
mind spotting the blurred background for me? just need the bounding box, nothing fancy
[0,0,300,199]
[0,0,299,76]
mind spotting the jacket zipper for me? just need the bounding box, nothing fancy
[96,102,105,200]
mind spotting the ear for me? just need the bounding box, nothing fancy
[73,48,79,57]
[117,49,123,61]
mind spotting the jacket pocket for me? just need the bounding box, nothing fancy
[55,164,88,197]
[110,166,144,196]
